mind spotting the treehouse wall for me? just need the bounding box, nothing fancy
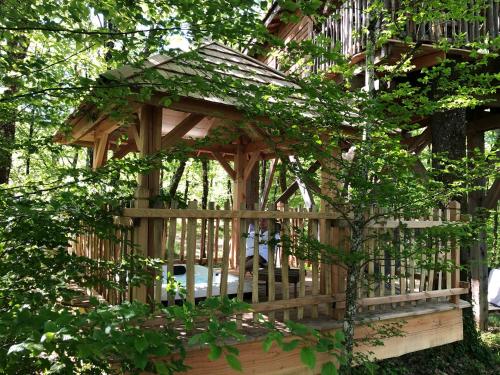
[262,15,313,69]
[179,306,464,375]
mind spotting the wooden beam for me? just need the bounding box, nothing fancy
[150,95,244,121]
[161,113,205,150]
[244,152,261,182]
[92,134,109,169]
[484,178,500,209]
[259,158,278,210]
[403,127,431,154]
[411,50,446,70]
[212,151,236,180]
[94,118,120,138]
[182,139,237,154]
[69,112,103,143]
[467,112,500,135]
[129,122,141,151]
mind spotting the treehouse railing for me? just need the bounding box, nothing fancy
[313,0,499,72]
[70,201,468,321]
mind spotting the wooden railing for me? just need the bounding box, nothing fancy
[71,201,467,321]
[71,223,134,304]
[313,0,499,72]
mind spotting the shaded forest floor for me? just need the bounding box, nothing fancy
[354,310,500,374]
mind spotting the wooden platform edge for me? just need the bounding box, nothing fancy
[175,303,467,375]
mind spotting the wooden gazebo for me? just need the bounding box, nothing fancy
[56,42,323,298]
[58,42,474,372]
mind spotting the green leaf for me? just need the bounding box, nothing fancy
[262,337,273,352]
[321,361,337,375]
[282,339,301,352]
[155,361,170,375]
[134,353,148,370]
[225,354,242,372]
[44,320,57,332]
[161,97,172,107]
[188,334,201,346]
[208,344,222,361]
[134,336,149,353]
[300,347,316,370]
[225,345,239,356]
[41,332,56,343]
[334,330,345,342]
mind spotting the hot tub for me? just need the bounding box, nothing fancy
[161,264,252,301]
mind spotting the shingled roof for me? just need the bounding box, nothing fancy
[57,42,299,151]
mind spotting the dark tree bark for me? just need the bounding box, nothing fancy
[71,149,79,169]
[0,36,28,184]
[467,131,489,330]
[431,108,467,192]
[183,178,189,202]
[279,157,287,193]
[0,118,15,184]
[25,110,35,175]
[168,159,187,205]
[86,148,93,168]
[260,159,267,197]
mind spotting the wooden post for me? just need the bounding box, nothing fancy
[232,141,247,269]
[133,105,163,304]
[320,146,342,318]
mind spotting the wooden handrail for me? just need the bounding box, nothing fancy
[120,208,451,229]
[358,287,469,307]
[122,207,341,220]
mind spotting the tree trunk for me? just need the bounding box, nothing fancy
[168,159,187,205]
[467,131,489,330]
[71,149,79,169]
[0,37,28,184]
[341,217,363,373]
[260,159,267,197]
[183,178,189,203]
[340,11,378,373]
[87,148,93,169]
[279,157,287,193]
[25,110,35,175]
[431,108,467,192]
[0,119,15,184]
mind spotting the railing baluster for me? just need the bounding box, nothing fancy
[252,204,260,320]
[206,202,215,298]
[186,201,197,305]
[281,204,291,321]
[267,204,277,322]
[220,201,231,296]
